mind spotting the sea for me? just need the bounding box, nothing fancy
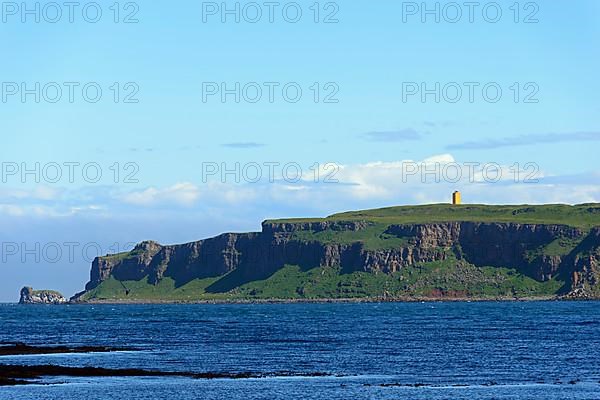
[1,301,600,399]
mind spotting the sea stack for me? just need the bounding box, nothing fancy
[19,287,67,305]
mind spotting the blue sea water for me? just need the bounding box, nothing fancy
[1,302,600,399]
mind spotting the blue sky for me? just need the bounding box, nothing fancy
[0,0,599,301]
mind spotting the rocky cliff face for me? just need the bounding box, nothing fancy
[386,223,584,281]
[78,221,600,299]
[19,287,67,305]
[565,228,600,298]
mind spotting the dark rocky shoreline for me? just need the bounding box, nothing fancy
[0,364,333,386]
[0,342,334,386]
[17,295,591,305]
[0,343,136,357]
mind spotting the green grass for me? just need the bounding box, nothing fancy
[80,276,227,301]
[101,252,132,262]
[82,258,565,302]
[267,203,600,228]
[101,246,149,262]
[526,236,584,262]
[291,222,412,250]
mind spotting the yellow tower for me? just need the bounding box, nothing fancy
[452,191,461,205]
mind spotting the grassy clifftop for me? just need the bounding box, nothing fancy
[266,204,600,228]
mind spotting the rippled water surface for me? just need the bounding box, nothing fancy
[1,302,600,399]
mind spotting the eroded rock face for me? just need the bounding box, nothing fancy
[564,228,600,298]
[19,287,67,305]
[79,222,600,298]
[262,221,371,234]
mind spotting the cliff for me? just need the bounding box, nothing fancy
[19,287,67,305]
[72,204,600,302]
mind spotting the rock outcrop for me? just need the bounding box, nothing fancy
[19,287,67,305]
[73,221,600,300]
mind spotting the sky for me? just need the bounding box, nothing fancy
[0,0,599,301]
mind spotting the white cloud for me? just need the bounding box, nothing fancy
[0,185,62,201]
[422,154,455,164]
[0,155,597,220]
[120,182,200,207]
[326,155,551,202]
[0,204,88,218]
[0,204,26,217]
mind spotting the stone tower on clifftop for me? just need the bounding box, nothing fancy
[452,191,461,205]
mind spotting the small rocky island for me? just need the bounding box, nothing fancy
[19,287,67,305]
